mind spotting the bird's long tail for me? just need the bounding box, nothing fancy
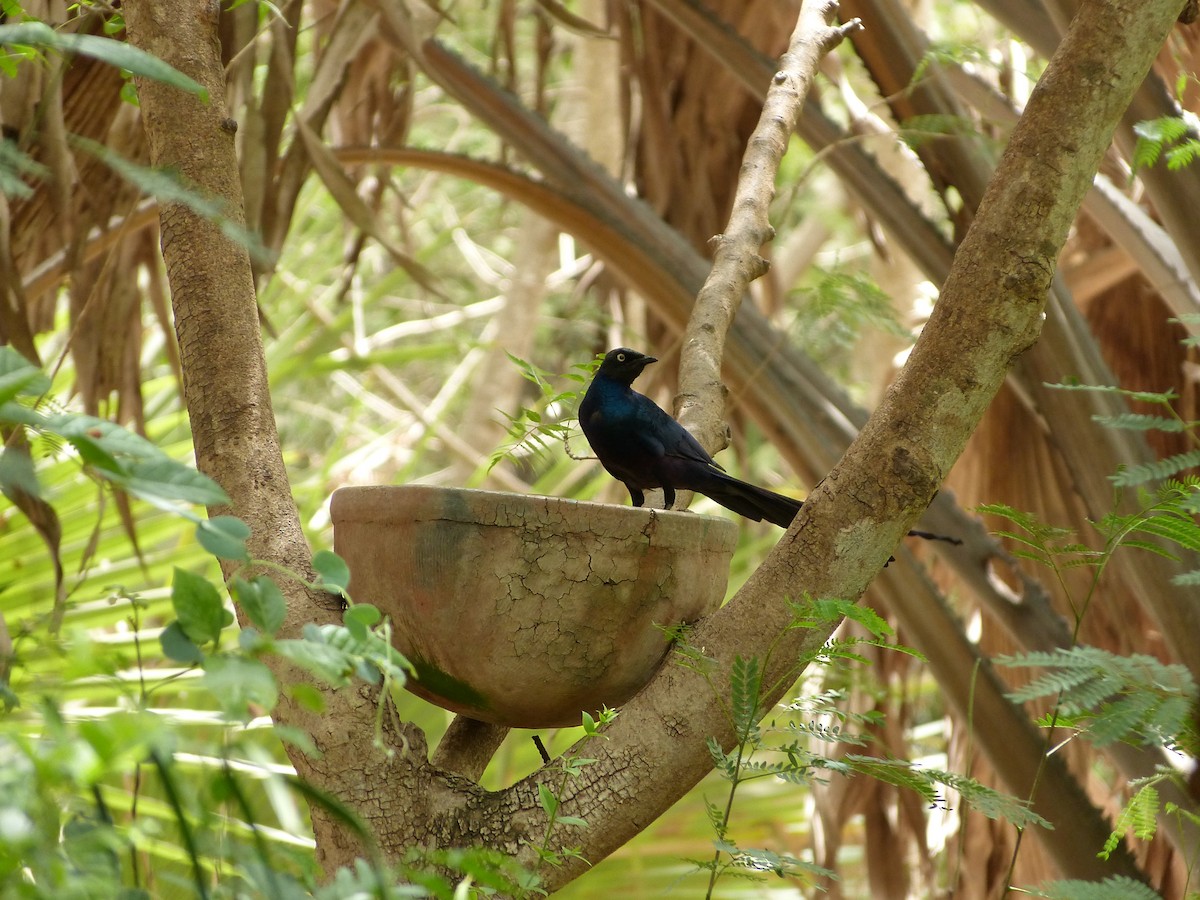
[698,470,961,546]
[695,470,802,529]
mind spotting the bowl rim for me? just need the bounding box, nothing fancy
[330,484,740,549]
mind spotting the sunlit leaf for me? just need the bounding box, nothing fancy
[0,22,209,99]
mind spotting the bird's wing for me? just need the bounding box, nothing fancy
[657,408,723,471]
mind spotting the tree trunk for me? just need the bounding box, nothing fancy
[121,0,414,875]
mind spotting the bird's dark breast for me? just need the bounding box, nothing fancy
[597,441,655,485]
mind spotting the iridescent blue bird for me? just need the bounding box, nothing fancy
[578,348,959,546]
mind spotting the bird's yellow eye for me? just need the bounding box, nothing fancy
[617,353,626,361]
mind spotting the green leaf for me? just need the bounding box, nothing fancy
[0,22,208,100]
[537,783,558,818]
[196,515,251,561]
[341,603,380,641]
[49,419,124,472]
[287,682,326,713]
[0,138,50,198]
[313,622,413,684]
[0,398,45,427]
[0,359,49,405]
[44,412,229,506]
[0,445,42,499]
[273,637,357,686]
[70,136,273,265]
[234,575,287,636]
[171,567,232,645]
[203,655,278,720]
[313,549,351,594]
[159,620,204,664]
[117,457,230,507]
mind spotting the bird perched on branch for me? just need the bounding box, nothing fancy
[578,347,959,547]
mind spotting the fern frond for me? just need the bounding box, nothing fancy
[703,795,728,840]
[731,656,762,741]
[1151,695,1196,749]
[993,529,1053,551]
[1044,381,1178,405]
[911,40,988,83]
[977,501,1036,528]
[899,113,980,150]
[1087,692,1158,747]
[786,596,891,637]
[1090,412,1191,433]
[1133,135,1164,170]
[1135,116,1190,143]
[768,764,812,786]
[1111,450,1200,487]
[1008,546,1055,566]
[1166,138,1200,170]
[1118,539,1180,561]
[1005,666,1097,705]
[1127,785,1160,840]
[1159,473,1200,495]
[729,846,833,879]
[837,755,937,804]
[1099,785,1160,860]
[1127,513,1200,552]
[1132,115,1190,173]
[1171,316,1200,348]
[981,504,1077,542]
[1027,874,1164,900]
[1057,670,1127,714]
[487,354,593,471]
[998,647,1197,748]
[925,769,1050,829]
[707,736,736,779]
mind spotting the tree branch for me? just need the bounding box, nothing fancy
[526,0,1181,888]
[676,0,861,454]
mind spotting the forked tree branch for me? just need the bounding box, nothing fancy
[124,0,1181,891]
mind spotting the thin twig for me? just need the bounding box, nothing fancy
[675,0,862,456]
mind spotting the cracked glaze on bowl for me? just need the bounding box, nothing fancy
[330,485,738,728]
